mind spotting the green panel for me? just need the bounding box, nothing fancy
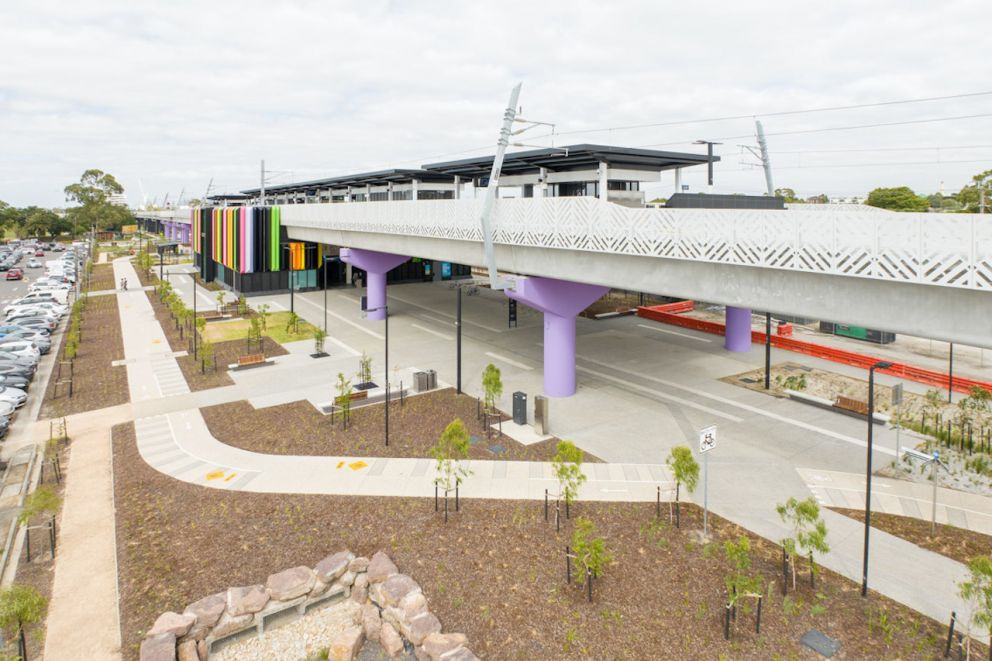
[835,324,868,339]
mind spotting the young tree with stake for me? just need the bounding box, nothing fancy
[0,584,47,661]
[552,440,586,519]
[431,418,473,519]
[482,363,503,412]
[776,496,829,591]
[666,445,699,528]
[335,372,353,430]
[958,555,992,659]
[570,517,612,601]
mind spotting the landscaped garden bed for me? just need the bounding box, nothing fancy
[114,421,961,661]
[144,291,287,391]
[40,294,129,417]
[831,508,991,567]
[85,262,117,291]
[200,388,580,462]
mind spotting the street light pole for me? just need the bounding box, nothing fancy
[456,286,462,394]
[323,257,329,334]
[862,360,893,598]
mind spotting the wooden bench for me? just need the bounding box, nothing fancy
[835,395,868,416]
[334,390,368,406]
[238,354,265,368]
[198,310,223,321]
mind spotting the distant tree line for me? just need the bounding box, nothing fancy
[0,168,134,239]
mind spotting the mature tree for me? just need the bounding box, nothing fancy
[63,169,134,233]
[774,187,802,203]
[958,168,992,213]
[865,186,929,212]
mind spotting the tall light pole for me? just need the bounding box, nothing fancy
[693,139,722,193]
[456,285,462,394]
[862,359,893,598]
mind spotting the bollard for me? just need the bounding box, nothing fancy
[755,595,762,633]
[565,545,571,584]
[544,489,549,522]
[782,549,789,596]
[586,568,592,602]
[724,603,731,640]
[435,485,438,512]
[945,611,956,658]
[456,484,460,512]
[656,486,660,519]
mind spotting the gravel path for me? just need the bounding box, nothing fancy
[211,599,360,661]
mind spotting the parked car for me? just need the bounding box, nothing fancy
[9,317,57,333]
[8,290,69,307]
[34,250,44,257]
[5,303,67,319]
[0,374,30,390]
[5,269,22,280]
[0,345,40,364]
[0,363,35,379]
[5,308,61,324]
[0,385,27,408]
[0,334,48,355]
[26,259,41,269]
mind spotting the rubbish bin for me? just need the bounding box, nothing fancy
[512,391,527,425]
[534,395,548,435]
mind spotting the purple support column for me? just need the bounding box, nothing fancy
[339,248,410,321]
[505,276,608,397]
[724,306,753,352]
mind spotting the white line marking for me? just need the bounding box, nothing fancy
[412,323,454,341]
[637,324,712,343]
[388,291,504,333]
[575,365,742,422]
[295,295,383,339]
[326,335,361,356]
[576,352,893,456]
[484,352,533,370]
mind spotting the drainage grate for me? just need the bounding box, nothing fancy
[800,629,840,658]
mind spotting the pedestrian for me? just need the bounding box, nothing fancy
[120,277,124,291]
[123,277,128,291]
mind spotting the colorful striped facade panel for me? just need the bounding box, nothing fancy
[191,206,315,274]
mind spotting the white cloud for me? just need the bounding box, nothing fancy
[1,0,990,206]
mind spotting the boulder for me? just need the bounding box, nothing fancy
[398,591,428,621]
[211,611,254,638]
[361,603,382,642]
[337,571,356,588]
[380,574,421,608]
[349,556,370,573]
[380,621,405,657]
[148,612,195,638]
[266,566,316,601]
[315,550,354,582]
[367,551,398,583]
[438,647,480,661]
[328,625,365,661]
[310,577,331,598]
[196,640,208,661]
[351,573,369,604]
[183,592,226,629]
[177,640,198,661]
[139,632,176,661]
[422,633,468,661]
[227,585,269,616]
[407,612,442,646]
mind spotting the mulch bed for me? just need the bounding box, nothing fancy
[112,421,958,661]
[144,290,287,392]
[86,263,117,291]
[13,442,69,661]
[832,508,992,567]
[201,388,587,462]
[40,294,129,418]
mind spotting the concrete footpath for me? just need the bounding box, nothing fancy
[131,265,985,626]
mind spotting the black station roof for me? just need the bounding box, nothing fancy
[422,144,717,178]
[242,169,455,195]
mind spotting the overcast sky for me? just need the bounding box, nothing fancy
[2,0,991,208]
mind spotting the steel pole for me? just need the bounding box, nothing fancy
[323,259,328,334]
[192,273,197,358]
[703,450,709,537]
[931,462,938,538]
[862,367,877,598]
[456,286,462,394]
[764,312,771,390]
[385,305,389,447]
[948,343,954,403]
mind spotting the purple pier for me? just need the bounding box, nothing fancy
[340,248,409,321]
[505,276,608,397]
[724,306,753,352]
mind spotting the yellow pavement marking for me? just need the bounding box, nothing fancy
[224,473,237,482]
[348,461,368,471]
[152,339,161,344]
[206,470,225,481]
[336,461,345,469]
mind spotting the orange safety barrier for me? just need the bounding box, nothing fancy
[636,305,992,395]
[653,300,695,314]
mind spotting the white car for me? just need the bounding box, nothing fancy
[26,259,42,268]
[5,304,66,320]
[9,290,68,306]
[0,341,40,363]
[0,385,27,408]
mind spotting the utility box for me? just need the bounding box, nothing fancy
[414,370,437,393]
[512,391,527,425]
[534,395,548,435]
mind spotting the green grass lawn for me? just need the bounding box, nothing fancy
[203,311,318,345]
